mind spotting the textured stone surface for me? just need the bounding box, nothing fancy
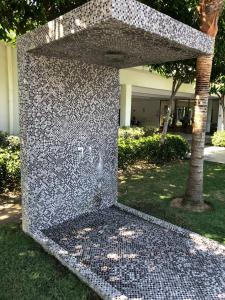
[18,0,214,69]
[42,205,225,300]
[17,0,214,232]
[18,55,119,231]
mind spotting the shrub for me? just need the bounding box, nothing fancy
[144,134,190,164]
[119,126,158,140]
[0,131,8,148]
[118,138,141,169]
[0,132,21,192]
[118,134,190,169]
[119,127,145,140]
[0,132,20,151]
[0,148,21,193]
[143,126,159,137]
[212,131,225,147]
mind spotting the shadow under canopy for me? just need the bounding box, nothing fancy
[17,0,225,299]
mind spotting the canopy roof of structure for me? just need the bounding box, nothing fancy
[19,0,214,68]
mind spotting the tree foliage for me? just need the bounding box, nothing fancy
[1,0,225,88]
[145,0,225,136]
[151,60,196,84]
[0,0,88,43]
[144,0,225,81]
[150,60,196,140]
[140,0,200,28]
[142,1,200,137]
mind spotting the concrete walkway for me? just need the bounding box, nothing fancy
[204,146,225,164]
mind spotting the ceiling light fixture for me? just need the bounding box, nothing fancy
[104,51,125,63]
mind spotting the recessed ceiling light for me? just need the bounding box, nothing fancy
[104,51,125,62]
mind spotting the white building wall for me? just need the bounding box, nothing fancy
[132,98,161,127]
[0,42,19,135]
[120,67,195,94]
[120,84,132,127]
[0,43,9,133]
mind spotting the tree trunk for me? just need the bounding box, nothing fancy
[172,99,178,127]
[161,93,175,142]
[183,0,223,207]
[184,55,213,205]
[161,80,181,143]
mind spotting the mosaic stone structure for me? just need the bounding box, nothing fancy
[18,0,213,232]
[18,55,119,231]
[17,0,223,299]
[43,204,225,300]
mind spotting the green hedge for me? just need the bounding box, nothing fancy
[212,131,225,147]
[118,134,190,169]
[0,132,20,193]
[0,130,189,190]
[119,126,158,140]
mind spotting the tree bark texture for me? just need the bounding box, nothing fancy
[184,55,213,204]
[184,0,223,205]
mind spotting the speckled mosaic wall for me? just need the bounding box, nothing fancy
[18,53,119,231]
[18,0,213,69]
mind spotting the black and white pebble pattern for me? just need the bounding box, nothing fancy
[43,206,225,300]
[18,0,214,68]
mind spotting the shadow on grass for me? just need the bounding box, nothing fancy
[0,222,100,300]
[118,161,225,245]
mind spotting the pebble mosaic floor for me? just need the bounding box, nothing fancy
[43,206,225,300]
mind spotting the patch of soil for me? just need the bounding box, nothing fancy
[171,197,212,212]
[118,161,157,178]
[0,192,21,224]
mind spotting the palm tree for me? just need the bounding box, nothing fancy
[184,0,224,206]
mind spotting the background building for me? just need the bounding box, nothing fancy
[120,67,219,133]
[0,42,220,135]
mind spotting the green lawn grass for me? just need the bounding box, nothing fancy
[0,223,99,300]
[119,161,225,244]
[0,161,225,299]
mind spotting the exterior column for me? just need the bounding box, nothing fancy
[206,99,213,133]
[6,46,14,135]
[217,99,225,131]
[120,84,132,127]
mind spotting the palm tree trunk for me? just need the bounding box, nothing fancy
[183,0,223,207]
[184,55,213,204]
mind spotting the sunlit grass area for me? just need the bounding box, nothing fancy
[0,161,225,299]
[119,161,225,245]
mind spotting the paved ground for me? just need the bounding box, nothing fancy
[204,147,225,164]
[44,206,225,300]
[180,133,212,145]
